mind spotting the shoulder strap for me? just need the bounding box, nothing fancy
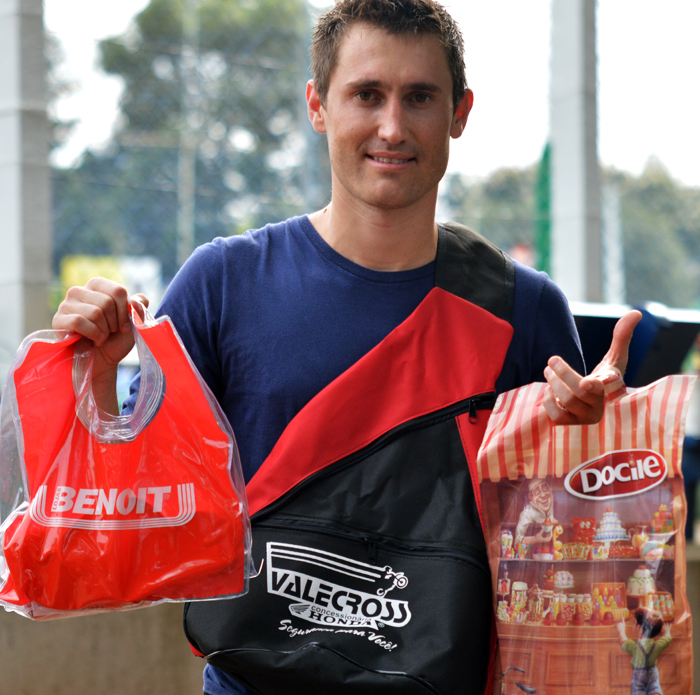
[639,640,654,669]
[435,222,515,323]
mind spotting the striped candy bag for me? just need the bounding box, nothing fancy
[477,376,694,695]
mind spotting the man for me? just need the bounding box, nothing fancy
[515,478,556,548]
[53,1,640,693]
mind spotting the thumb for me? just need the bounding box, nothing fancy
[593,310,642,380]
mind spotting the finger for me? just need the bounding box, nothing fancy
[129,293,150,323]
[543,391,577,425]
[84,278,131,334]
[545,356,604,408]
[543,368,606,424]
[542,386,593,425]
[544,356,584,394]
[54,282,129,344]
[589,372,623,397]
[131,293,150,309]
[54,288,115,343]
[586,369,622,385]
[581,370,626,400]
[53,308,106,344]
[595,310,642,377]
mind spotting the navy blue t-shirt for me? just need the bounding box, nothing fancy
[125,215,583,695]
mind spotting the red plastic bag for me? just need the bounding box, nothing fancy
[477,377,694,695]
[0,305,252,619]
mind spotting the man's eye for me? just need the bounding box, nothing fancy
[413,93,431,104]
[356,91,374,102]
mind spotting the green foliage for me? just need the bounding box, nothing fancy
[443,159,700,309]
[614,161,700,308]
[45,33,77,151]
[443,166,537,253]
[52,0,330,281]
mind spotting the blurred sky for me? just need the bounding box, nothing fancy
[45,0,700,187]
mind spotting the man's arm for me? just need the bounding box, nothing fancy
[52,277,149,415]
[543,310,642,426]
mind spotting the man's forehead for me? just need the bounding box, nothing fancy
[332,22,450,84]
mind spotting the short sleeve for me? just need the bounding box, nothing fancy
[122,240,227,414]
[495,261,584,394]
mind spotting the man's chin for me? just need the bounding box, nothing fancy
[360,185,433,211]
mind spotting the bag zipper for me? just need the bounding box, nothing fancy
[255,517,491,579]
[254,392,495,522]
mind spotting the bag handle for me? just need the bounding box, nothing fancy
[72,299,166,443]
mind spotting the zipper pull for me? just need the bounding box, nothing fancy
[365,537,378,564]
[469,398,478,424]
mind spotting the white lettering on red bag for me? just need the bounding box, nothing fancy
[28,483,196,529]
[564,449,667,500]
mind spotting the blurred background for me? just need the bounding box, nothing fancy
[39,0,700,444]
[2,0,700,692]
[42,0,700,312]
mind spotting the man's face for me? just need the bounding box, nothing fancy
[529,481,553,514]
[308,23,471,213]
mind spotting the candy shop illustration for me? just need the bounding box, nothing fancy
[477,379,693,695]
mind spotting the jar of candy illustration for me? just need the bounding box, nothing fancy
[511,582,528,611]
[581,594,593,621]
[562,595,576,622]
[501,530,513,557]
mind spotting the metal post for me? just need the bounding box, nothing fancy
[602,182,625,304]
[0,0,51,377]
[550,0,602,302]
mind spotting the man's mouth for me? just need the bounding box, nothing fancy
[368,155,414,164]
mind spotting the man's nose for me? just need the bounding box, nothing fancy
[377,97,408,144]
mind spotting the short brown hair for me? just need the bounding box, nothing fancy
[310,0,467,110]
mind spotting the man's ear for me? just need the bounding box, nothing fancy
[450,88,474,139]
[307,80,327,134]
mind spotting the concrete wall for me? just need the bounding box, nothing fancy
[0,602,204,694]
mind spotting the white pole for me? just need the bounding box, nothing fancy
[602,182,625,304]
[550,0,602,302]
[0,0,51,377]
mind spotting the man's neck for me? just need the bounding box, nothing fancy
[308,195,439,272]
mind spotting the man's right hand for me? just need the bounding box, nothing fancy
[531,529,553,544]
[52,278,149,413]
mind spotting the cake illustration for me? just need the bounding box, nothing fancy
[650,504,675,535]
[626,566,656,596]
[554,570,574,589]
[594,507,628,543]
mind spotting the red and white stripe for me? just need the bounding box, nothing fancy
[477,376,696,483]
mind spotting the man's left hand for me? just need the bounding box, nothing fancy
[543,310,642,425]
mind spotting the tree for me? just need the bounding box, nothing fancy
[52,0,330,282]
[614,161,700,308]
[443,159,700,309]
[442,166,537,256]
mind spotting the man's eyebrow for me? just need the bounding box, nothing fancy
[407,82,443,93]
[346,79,443,93]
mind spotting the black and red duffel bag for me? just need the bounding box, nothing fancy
[184,224,515,695]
